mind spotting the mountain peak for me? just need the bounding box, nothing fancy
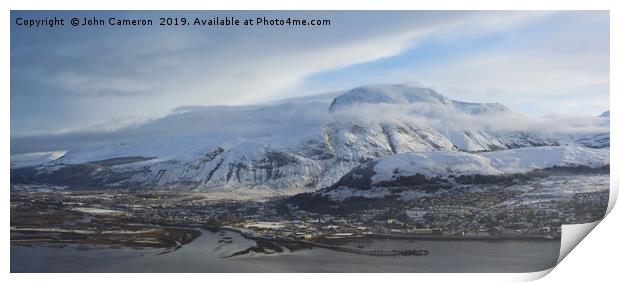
[599,110,610,117]
[328,85,450,112]
[328,84,508,115]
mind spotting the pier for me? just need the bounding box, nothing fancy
[307,241,429,257]
[220,226,429,257]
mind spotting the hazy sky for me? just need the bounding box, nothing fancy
[11,11,609,137]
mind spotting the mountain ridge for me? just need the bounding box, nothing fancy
[10,84,609,196]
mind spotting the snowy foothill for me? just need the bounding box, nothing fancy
[370,151,503,183]
[479,146,610,174]
[321,146,609,202]
[369,145,609,185]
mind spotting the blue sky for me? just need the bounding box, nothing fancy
[11,11,609,138]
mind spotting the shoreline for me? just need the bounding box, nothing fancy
[8,222,560,255]
[215,225,559,257]
[217,225,558,243]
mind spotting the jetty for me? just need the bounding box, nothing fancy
[307,241,429,257]
[219,226,429,257]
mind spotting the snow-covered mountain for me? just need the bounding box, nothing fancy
[11,84,609,196]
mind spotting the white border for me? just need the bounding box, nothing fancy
[3,1,616,282]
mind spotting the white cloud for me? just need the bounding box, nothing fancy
[11,11,608,138]
[13,11,551,135]
[402,14,609,115]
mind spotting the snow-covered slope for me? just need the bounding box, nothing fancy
[317,145,609,202]
[340,145,607,185]
[370,151,503,183]
[479,146,609,174]
[10,151,67,168]
[11,84,608,195]
[328,85,508,115]
[553,112,610,149]
[599,110,610,117]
